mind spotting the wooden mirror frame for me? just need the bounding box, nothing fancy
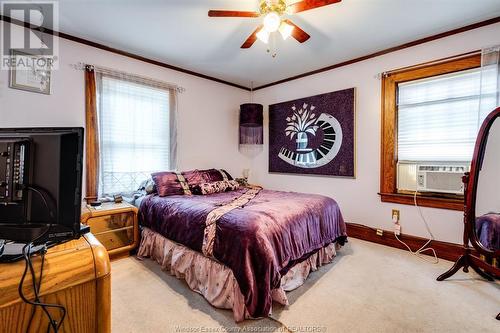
[467,107,500,261]
[438,106,500,284]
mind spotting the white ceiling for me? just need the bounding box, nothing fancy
[8,0,500,88]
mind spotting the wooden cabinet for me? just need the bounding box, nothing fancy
[0,234,111,333]
[81,202,138,259]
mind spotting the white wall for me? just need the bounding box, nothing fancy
[251,23,500,244]
[0,22,251,190]
[2,21,499,245]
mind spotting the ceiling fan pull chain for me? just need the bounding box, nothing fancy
[271,33,277,58]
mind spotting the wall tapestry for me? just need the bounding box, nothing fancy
[269,88,355,177]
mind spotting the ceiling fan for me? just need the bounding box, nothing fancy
[208,0,342,49]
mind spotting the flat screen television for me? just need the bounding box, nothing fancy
[0,127,87,245]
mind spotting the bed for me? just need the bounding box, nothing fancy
[136,182,346,322]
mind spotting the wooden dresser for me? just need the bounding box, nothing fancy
[81,202,139,259]
[0,233,111,333]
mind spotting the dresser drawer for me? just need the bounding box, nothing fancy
[94,227,134,251]
[86,212,134,234]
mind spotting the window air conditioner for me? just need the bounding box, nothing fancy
[397,162,469,195]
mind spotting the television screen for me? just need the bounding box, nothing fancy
[0,127,85,244]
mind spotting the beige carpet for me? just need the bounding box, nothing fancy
[111,239,499,333]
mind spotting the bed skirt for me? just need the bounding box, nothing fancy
[137,227,339,322]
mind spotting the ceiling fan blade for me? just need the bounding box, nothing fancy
[283,19,310,43]
[208,10,260,17]
[287,0,342,14]
[241,25,264,49]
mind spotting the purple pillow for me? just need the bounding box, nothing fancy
[182,168,233,187]
[151,171,192,197]
[182,169,204,186]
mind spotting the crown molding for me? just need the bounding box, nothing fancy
[253,16,500,90]
[1,15,499,91]
[0,15,251,91]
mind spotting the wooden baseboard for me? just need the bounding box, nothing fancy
[346,223,466,262]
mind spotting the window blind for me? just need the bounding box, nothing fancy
[97,75,172,195]
[397,68,494,162]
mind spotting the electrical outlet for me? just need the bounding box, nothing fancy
[394,222,401,236]
[392,209,400,223]
[376,229,383,236]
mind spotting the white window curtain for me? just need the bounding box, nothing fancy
[397,68,483,162]
[95,68,178,196]
[479,45,500,120]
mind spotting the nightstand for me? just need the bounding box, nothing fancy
[81,202,139,259]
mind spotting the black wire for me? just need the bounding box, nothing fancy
[22,185,55,330]
[37,247,67,333]
[26,245,56,331]
[17,185,67,332]
[19,243,58,332]
[26,247,45,332]
[26,244,38,332]
[25,242,67,333]
[26,185,68,331]
[21,245,68,333]
[27,245,50,332]
[25,185,56,231]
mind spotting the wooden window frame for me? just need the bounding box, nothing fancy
[379,53,481,211]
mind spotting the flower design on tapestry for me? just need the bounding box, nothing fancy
[277,103,344,169]
[285,104,319,140]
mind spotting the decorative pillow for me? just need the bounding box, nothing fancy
[182,169,204,186]
[192,180,240,195]
[199,168,233,183]
[138,178,156,194]
[182,168,233,187]
[151,171,192,196]
[225,180,239,191]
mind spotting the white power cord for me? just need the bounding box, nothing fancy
[393,191,439,264]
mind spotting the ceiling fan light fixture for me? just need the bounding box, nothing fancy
[263,12,281,32]
[278,21,294,40]
[210,0,342,50]
[256,28,270,44]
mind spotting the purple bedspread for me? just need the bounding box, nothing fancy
[476,213,500,251]
[139,188,347,318]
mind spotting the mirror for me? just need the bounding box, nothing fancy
[475,117,500,255]
[438,107,499,321]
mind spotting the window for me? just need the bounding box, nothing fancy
[84,68,178,200]
[96,76,173,195]
[380,54,481,210]
[398,68,484,162]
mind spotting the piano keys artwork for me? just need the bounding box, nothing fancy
[269,88,355,177]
